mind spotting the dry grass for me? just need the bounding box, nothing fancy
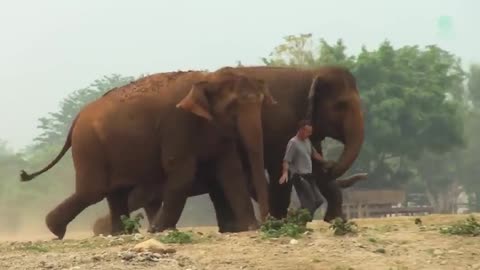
[0,213,479,270]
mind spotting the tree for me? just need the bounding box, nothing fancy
[353,42,465,193]
[33,74,134,148]
[468,64,480,108]
[456,64,480,211]
[261,35,466,194]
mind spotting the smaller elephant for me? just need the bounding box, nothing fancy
[92,172,368,236]
[20,69,276,239]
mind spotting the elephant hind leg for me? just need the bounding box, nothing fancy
[106,187,132,235]
[46,192,104,240]
[92,214,111,236]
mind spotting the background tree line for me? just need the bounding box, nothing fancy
[1,34,479,232]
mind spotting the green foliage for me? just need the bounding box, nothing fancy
[329,218,358,236]
[120,213,144,234]
[260,208,312,239]
[32,74,134,149]
[18,242,49,253]
[440,215,480,236]
[414,218,422,226]
[159,230,194,244]
[468,64,480,107]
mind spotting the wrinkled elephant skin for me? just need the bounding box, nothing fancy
[92,65,365,234]
[20,69,276,239]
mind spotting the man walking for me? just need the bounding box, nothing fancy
[279,120,328,218]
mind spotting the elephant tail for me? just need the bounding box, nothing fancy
[20,115,79,182]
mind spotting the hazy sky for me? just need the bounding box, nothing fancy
[0,0,478,151]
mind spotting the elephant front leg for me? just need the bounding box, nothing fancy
[318,180,345,222]
[266,152,294,219]
[215,147,258,232]
[149,157,196,233]
[312,159,346,222]
[208,180,238,233]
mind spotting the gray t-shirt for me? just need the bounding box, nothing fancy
[283,136,316,175]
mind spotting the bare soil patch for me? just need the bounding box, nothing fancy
[1,214,479,270]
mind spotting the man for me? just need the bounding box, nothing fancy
[279,120,329,218]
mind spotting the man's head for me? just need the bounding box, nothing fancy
[297,120,313,140]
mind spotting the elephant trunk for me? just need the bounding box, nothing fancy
[331,96,364,179]
[237,103,269,221]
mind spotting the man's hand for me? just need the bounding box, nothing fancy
[279,172,288,184]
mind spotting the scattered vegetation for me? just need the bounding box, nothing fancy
[440,215,480,236]
[120,213,144,234]
[159,230,194,244]
[18,243,49,253]
[414,218,422,225]
[260,208,312,239]
[329,218,358,236]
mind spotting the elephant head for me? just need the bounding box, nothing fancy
[176,70,277,221]
[306,67,364,180]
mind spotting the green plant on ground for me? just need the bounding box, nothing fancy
[329,218,358,236]
[439,215,480,236]
[19,243,49,253]
[120,213,144,234]
[414,218,422,225]
[159,230,194,244]
[260,208,313,239]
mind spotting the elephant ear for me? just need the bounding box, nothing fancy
[176,81,214,121]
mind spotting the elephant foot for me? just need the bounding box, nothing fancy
[148,225,176,234]
[248,222,260,231]
[219,221,259,233]
[218,224,237,233]
[92,215,112,236]
[46,212,67,240]
[110,229,125,236]
[323,213,347,223]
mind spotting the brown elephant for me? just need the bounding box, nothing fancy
[92,65,365,234]
[92,172,368,236]
[214,65,365,223]
[19,69,276,239]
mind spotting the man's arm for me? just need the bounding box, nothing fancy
[281,160,289,176]
[311,145,325,162]
[311,144,336,173]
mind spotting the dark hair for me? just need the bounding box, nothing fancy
[297,119,312,129]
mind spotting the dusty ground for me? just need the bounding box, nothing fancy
[0,214,479,270]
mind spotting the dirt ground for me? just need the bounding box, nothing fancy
[0,214,479,270]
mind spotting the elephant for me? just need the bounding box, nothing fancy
[19,69,277,239]
[92,172,368,236]
[92,65,365,234]
[210,65,365,226]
